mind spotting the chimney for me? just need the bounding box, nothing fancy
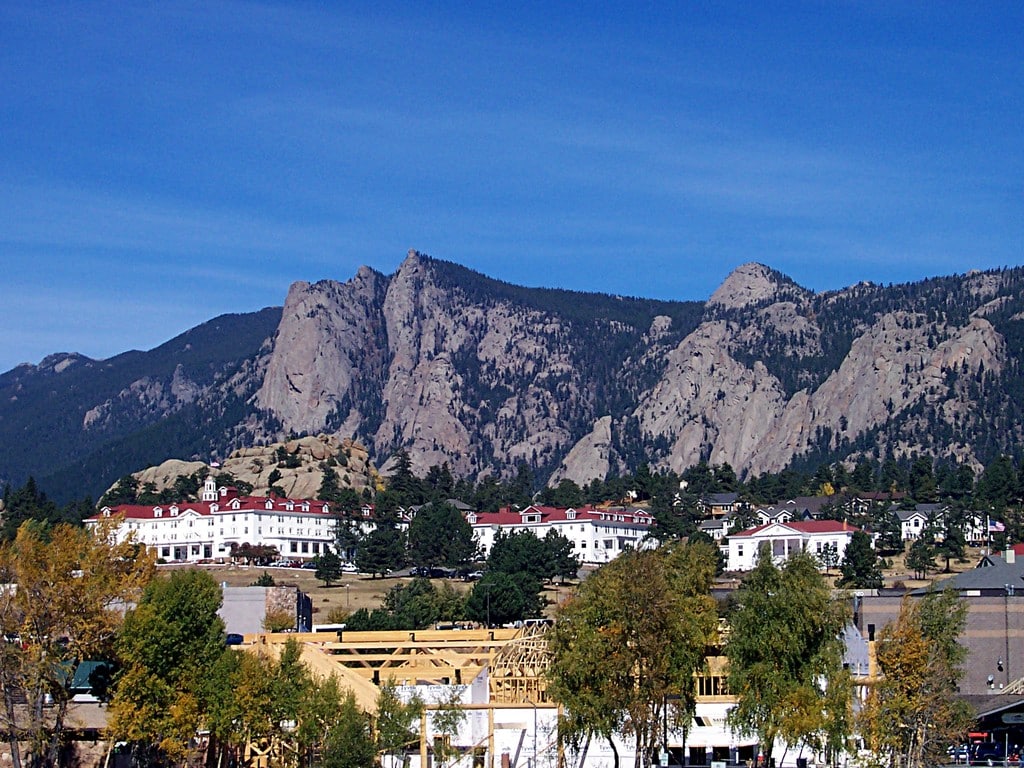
[1006,549,1016,565]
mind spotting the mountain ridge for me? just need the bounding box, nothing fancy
[3,253,1023,502]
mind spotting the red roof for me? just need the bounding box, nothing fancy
[469,504,653,527]
[732,519,860,538]
[86,495,333,523]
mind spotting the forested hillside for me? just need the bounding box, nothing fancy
[3,251,1024,504]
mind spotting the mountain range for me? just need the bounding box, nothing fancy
[3,250,1023,503]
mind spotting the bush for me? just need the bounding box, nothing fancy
[251,571,275,587]
[263,609,295,632]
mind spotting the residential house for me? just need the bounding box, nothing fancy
[701,492,741,518]
[725,519,861,572]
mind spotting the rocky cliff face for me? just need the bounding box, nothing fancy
[114,435,377,500]
[254,250,668,478]
[252,254,1024,485]
[7,254,1024,501]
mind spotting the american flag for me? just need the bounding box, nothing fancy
[989,519,1006,533]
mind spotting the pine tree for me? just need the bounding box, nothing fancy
[837,530,883,589]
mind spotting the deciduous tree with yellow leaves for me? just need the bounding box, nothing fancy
[0,519,155,768]
[858,589,971,768]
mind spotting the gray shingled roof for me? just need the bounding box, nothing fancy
[913,558,1024,594]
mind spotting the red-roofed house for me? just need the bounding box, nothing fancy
[725,519,862,572]
[466,504,654,565]
[84,475,348,563]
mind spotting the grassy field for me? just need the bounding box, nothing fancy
[178,545,987,628]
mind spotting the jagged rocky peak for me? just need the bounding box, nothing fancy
[708,262,802,309]
[37,352,90,374]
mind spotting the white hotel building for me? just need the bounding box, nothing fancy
[86,479,654,567]
[85,476,344,562]
[467,504,654,565]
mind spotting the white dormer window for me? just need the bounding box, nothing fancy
[231,499,241,510]
[265,499,273,510]
[286,502,294,511]
[154,508,163,518]
[301,502,309,512]
[467,513,477,524]
[103,509,111,518]
[210,503,218,513]
[566,510,576,520]
[170,505,179,516]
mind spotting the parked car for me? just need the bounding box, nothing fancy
[225,633,244,646]
[341,563,358,573]
[301,561,318,569]
[971,742,1006,765]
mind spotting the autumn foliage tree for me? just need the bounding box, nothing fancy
[546,542,719,768]
[725,549,850,767]
[0,520,155,768]
[107,569,232,766]
[858,589,971,768]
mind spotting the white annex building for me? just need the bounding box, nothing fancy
[85,476,342,562]
[86,481,654,568]
[467,505,654,565]
[725,519,861,572]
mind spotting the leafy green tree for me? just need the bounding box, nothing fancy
[837,530,883,589]
[387,449,426,506]
[108,569,232,765]
[0,477,65,541]
[334,512,363,562]
[725,550,849,768]
[507,462,535,509]
[871,504,904,554]
[543,529,580,582]
[546,543,719,768]
[908,456,937,503]
[322,688,376,768]
[859,590,972,768]
[818,542,840,574]
[905,538,937,579]
[424,462,457,502]
[252,571,276,587]
[471,475,505,513]
[315,549,343,587]
[356,524,406,578]
[976,454,1017,510]
[407,502,477,569]
[99,474,140,507]
[933,506,968,572]
[850,459,877,492]
[465,572,536,627]
[487,529,550,583]
[0,520,155,768]
[384,577,462,629]
[429,689,467,768]
[538,479,585,509]
[375,681,424,768]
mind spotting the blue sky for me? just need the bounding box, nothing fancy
[2,1,1021,373]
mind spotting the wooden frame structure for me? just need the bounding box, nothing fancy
[248,622,554,708]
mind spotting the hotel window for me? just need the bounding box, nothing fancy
[697,676,729,697]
